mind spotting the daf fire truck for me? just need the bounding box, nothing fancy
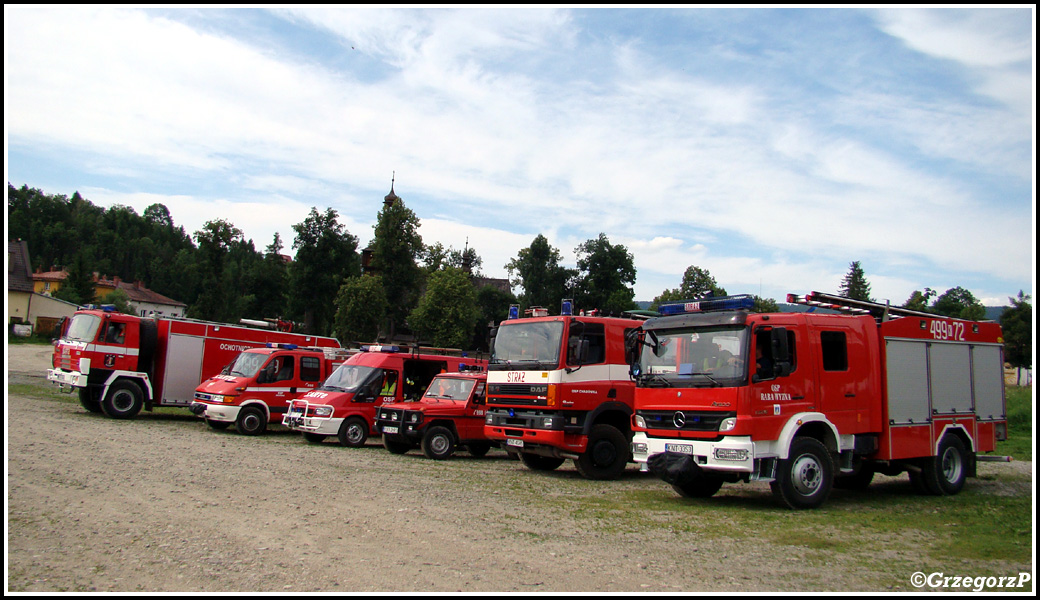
[483,301,644,480]
[374,367,492,459]
[47,307,339,419]
[283,345,487,447]
[189,344,353,435]
[630,292,1008,509]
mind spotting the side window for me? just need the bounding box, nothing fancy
[300,356,321,382]
[820,331,848,371]
[380,371,399,397]
[102,322,126,344]
[274,356,295,381]
[568,323,606,365]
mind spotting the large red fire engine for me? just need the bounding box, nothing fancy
[374,367,492,459]
[483,301,644,480]
[630,292,1008,509]
[47,307,339,419]
[282,345,487,446]
[189,344,353,435]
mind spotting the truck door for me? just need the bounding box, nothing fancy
[749,325,811,437]
[460,381,487,439]
[812,323,873,434]
[258,354,297,403]
[298,354,324,394]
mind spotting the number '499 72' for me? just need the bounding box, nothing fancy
[930,320,965,341]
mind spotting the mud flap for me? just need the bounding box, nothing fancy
[647,452,703,486]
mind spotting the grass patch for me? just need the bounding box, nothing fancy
[999,385,1032,461]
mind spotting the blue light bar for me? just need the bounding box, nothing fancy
[561,298,574,316]
[658,294,755,315]
[266,342,298,350]
[508,304,520,320]
[360,345,401,353]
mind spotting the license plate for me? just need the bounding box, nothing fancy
[665,443,694,455]
[506,438,524,448]
[384,426,398,434]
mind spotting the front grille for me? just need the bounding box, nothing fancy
[637,410,735,432]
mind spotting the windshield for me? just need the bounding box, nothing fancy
[66,314,101,342]
[637,326,749,388]
[423,377,476,401]
[227,352,268,378]
[322,364,380,393]
[491,321,564,368]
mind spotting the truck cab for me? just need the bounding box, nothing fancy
[374,369,491,459]
[190,344,351,435]
[283,345,487,447]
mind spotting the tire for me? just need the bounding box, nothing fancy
[101,380,144,419]
[383,436,412,454]
[338,417,369,448]
[574,424,630,481]
[672,475,725,499]
[303,432,327,444]
[467,442,492,458]
[918,435,969,496]
[422,426,456,460]
[772,437,834,509]
[78,387,103,413]
[206,419,232,431]
[519,453,565,472]
[236,406,267,436]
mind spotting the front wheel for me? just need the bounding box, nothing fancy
[519,453,565,472]
[574,424,630,480]
[206,419,232,431]
[383,436,412,454]
[303,432,327,444]
[772,437,834,509]
[236,406,267,436]
[101,380,144,419]
[422,426,457,460]
[78,387,103,413]
[338,417,369,448]
[467,442,492,458]
[672,476,725,499]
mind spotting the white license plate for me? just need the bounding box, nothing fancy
[506,438,524,448]
[384,426,398,434]
[665,443,694,455]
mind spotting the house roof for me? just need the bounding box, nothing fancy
[7,240,35,293]
[97,276,187,308]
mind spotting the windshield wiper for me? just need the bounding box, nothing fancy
[640,373,673,388]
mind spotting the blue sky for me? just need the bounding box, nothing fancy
[5,6,1034,307]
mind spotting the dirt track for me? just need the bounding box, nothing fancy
[6,343,1033,592]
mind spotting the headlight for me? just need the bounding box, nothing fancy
[314,406,334,417]
[634,415,646,429]
[719,417,736,432]
[409,412,422,424]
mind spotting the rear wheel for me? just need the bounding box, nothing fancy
[519,453,565,472]
[574,424,630,480]
[422,426,456,460]
[101,380,144,419]
[918,435,969,496]
[338,417,369,447]
[78,387,103,413]
[834,465,875,491]
[467,442,492,458]
[383,436,412,454]
[236,406,267,436]
[772,437,833,509]
[303,432,327,444]
[206,419,232,431]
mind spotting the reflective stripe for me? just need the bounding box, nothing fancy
[245,387,294,393]
[85,343,140,356]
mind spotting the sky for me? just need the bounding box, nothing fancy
[4,6,1035,308]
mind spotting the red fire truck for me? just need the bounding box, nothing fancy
[282,345,487,447]
[374,368,491,459]
[483,301,644,480]
[189,344,353,435]
[630,292,1008,509]
[47,307,339,419]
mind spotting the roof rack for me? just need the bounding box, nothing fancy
[786,291,939,322]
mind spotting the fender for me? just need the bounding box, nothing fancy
[934,423,976,454]
[238,399,273,421]
[581,401,634,436]
[774,412,842,459]
[99,370,154,406]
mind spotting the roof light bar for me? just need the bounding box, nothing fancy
[360,345,401,353]
[658,294,755,315]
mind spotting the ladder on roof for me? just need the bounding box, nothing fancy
[786,291,938,322]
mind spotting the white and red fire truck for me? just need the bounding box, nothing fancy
[282,345,487,446]
[47,307,339,419]
[374,367,492,459]
[483,301,645,480]
[189,344,353,435]
[630,292,1008,509]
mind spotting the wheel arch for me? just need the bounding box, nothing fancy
[776,413,840,459]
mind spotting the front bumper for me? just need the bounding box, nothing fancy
[190,401,244,423]
[47,368,87,388]
[631,431,756,474]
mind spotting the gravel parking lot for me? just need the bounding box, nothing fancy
[6,343,1033,592]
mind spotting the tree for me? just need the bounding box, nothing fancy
[369,197,424,340]
[903,288,936,312]
[408,268,479,349]
[505,234,576,313]
[1000,291,1031,382]
[98,288,134,314]
[248,233,290,322]
[931,286,985,321]
[573,233,636,314]
[334,275,390,343]
[191,219,245,322]
[753,295,779,313]
[651,265,727,310]
[839,261,873,302]
[473,284,518,352]
[288,208,360,336]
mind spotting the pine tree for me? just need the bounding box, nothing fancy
[839,261,873,302]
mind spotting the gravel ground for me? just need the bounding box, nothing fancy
[6,343,1033,593]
